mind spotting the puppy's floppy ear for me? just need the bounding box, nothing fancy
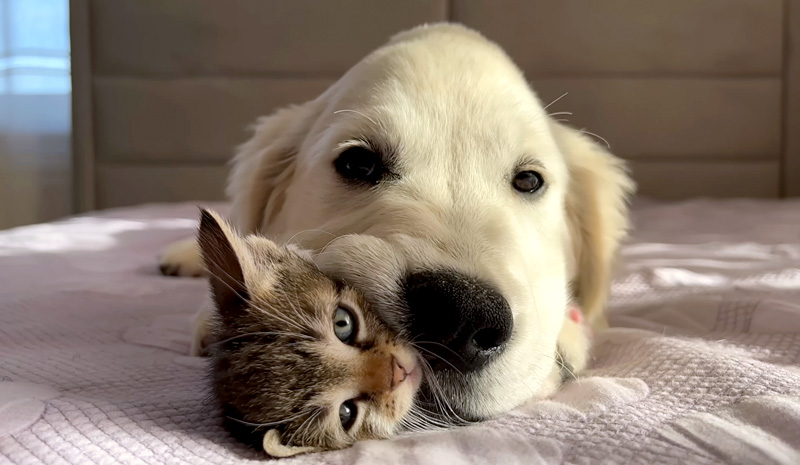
[197,209,249,317]
[262,429,320,458]
[552,122,635,329]
[227,101,320,235]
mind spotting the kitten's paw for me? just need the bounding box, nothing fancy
[158,238,205,277]
[190,306,215,357]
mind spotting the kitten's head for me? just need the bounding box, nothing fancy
[197,209,421,457]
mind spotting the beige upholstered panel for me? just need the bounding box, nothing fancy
[630,161,780,200]
[96,164,228,209]
[90,0,447,77]
[72,0,797,211]
[452,0,783,75]
[93,78,333,163]
[535,79,781,159]
[785,0,800,196]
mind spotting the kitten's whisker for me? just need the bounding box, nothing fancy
[289,408,322,446]
[205,264,302,334]
[272,289,317,333]
[283,229,338,248]
[246,302,306,333]
[400,412,434,431]
[225,412,306,429]
[248,295,311,332]
[410,339,466,363]
[208,331,312,349]
[410,343,464,376]
[204,265,304,333]
[318,233,354,255]
[417,360,469,426]
[286,286,319,329]
[203,264,249,303]
[402,405,452,430]
[414,355,472,427]
[204,255,316,335]
[203,241,251,290]
[405,359,453,428]
[546,351,577,380]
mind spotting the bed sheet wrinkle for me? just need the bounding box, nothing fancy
[1,199,800,464]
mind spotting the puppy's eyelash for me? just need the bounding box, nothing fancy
[337,137,399,176]
[336,137,375,152]
[332,109,379,127]
[514,158,548,183]
[516,158,545,170]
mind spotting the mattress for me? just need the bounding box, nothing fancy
[1,199,800,465]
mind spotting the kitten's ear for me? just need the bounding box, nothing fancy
[262,429,320,458]
[197,209,249,315]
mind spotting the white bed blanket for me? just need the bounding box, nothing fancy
[1,199,800,465]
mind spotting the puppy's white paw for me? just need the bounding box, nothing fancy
[158,238,205,277]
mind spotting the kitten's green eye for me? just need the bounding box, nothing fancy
[339,400,357,430]
[333,306,356,343]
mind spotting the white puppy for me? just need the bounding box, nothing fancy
[160,23,634,421]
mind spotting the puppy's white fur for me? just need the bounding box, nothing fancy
[161,23,634,419]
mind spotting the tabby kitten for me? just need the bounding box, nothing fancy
[196,209,422,457]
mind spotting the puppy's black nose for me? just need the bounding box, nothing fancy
[403,269,513,373]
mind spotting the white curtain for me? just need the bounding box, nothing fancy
[0,0,71,229]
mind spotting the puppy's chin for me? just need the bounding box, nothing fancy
[412,358,562,424]
[412,305,578,421]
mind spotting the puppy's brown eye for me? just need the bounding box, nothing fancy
[334,147,384,185]
[339,400,357,431]
[513,170,544,193]
[333,306,357,343]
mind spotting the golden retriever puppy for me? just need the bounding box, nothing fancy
[160,23,634,422]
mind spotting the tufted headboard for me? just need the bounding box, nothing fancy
[70,0,800,212]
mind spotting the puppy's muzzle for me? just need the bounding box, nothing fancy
[403,269,513,373]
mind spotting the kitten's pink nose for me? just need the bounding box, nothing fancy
[391,356,408,389]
